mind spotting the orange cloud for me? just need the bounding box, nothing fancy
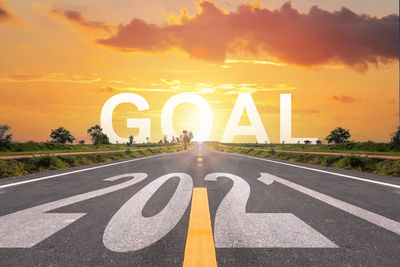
[332,95,360,103]
[51,8,115,32]
[255,102,319,115]
[293,109,320,115]
[0,0,15,23]
[0,71,101,83]
[97,1,399,71]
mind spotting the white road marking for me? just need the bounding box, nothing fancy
[218,151,400,189]
[0,173,148,248]
[205,173,337,248]
[0,153,177,190]
[258,173,400,236]
[103,173,193,252]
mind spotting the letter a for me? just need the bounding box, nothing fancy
[221,94,269,143]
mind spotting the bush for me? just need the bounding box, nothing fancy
[63,156,80,167]
[36,156,68,170]
[322,155,342,166]
[332,156,365,170]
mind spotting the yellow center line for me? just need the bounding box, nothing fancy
[183,188,217,267]
[197,157,203,162]
[197,164,203,167]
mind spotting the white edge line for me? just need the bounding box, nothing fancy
[0,152,182,190]
[216,151,400,189]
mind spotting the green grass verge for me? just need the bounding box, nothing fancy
[209,143,400,177]
[0,146,183,178]
[220,141,400,155]
[0,142,178,156]
[0,142,177,153]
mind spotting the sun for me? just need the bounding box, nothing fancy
[161,93,213,142]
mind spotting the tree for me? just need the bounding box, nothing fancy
[146,137,150,143]
[78,140,85,145]
[304,140,311,145]
[391,126,400,147]
[97,133,110,145]
[163,135,168,143]
[182,130,190,150]
[128,135,134,146]
[316,140,322,145]
[50,127,75,144]
[188,131,194,142]
[87,125,110,145]
[326,127,351,144]
[0,124,12,143]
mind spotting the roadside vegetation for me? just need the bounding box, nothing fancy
[0,124,178,156]
[0,124,194,178]
[208,126,400,178]
[221,142,400,155]
[0,146,183,178]
[0,141,177,156]
[220,127,400,156]
[208,143,400,177]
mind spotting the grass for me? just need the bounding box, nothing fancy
[208,143,400,177]
[0,146,183,178]
[0,142,177,156]
[218,141,400,156]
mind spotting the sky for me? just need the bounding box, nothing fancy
[0,0,398,143]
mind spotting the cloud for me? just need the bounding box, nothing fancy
[94,86,116,93]
[110,81,295,95]
[255,101,319,115]
[293,108,320,115]
[332,94,360,103]
[223,83,296,94]
[51,8,115,32]
[146,68,202,74]
[160,79,181,85]
[0,72,101,83]
[225,59,285,66]
[0,0,16,23]
[97,1,398,71]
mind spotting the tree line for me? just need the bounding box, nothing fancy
[49,125,111,145]
[0,124,194,148]
[1,124,400,146]
[0,124,110,146]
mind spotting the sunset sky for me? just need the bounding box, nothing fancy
[0,0,398,143]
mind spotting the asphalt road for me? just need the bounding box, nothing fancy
[0,143,399,266]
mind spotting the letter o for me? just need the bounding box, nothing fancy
[161,93,212,141]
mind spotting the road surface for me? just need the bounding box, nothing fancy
[0,143,399,266]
